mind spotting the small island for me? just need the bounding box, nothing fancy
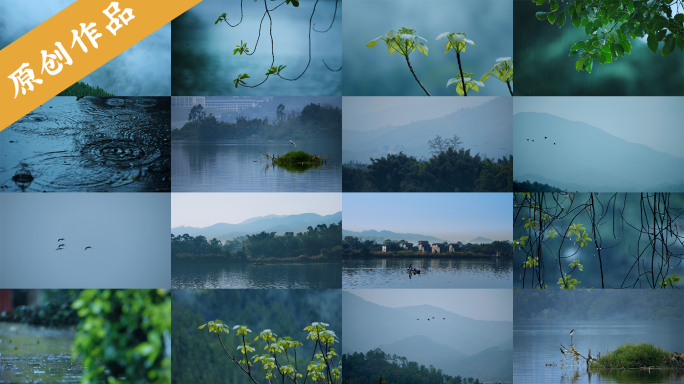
[588,342,683,370]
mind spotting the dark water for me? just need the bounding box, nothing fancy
[0,322,88,383]
[171,139,342,191]
[172,261,342,288]
[0,97,170,192]
[342,257,512,288]
[515,320,684,383]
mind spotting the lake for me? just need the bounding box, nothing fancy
[342,257,512,288]
[514,320,684,384]
[0,322,86,383]
[171,139,342,191]
[172,260,342,289]
[0,97,170,192]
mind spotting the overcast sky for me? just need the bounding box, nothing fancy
[514,97,684,158]
[343,193,512,242]
[172,193,342,227]
[346,289,512,321]
[343,97,494,131]
[0,193,170,288]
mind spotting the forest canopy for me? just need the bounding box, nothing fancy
[172,103,341,141]
[343,148,512,192]
[172,221,342,261]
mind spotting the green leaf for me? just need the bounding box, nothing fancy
[570,41,586,50]
[585,57,593,72]
[614,43,624,56]
[366,38,381,48]
[536,11,549,20]
[662,34,675,57]
[548,11,556,24]
[653,15,669,30]
[557,11,566,27]
[584,21,594,35]
[677,34,684,50]
[550,0,559,11]
[598,53,606,64]
[572,12,582,28]
[575,57,586,71]
[568,50,580,56]
[535,0,546,5]
[647,33,659,53]
[620,38,632,54]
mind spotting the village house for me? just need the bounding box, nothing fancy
[431,243,444,253]
[418,241,430,252]
[382,245,388,252]
[449,243,459,252]
[402,242,414,250]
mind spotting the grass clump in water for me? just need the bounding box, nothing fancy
[273,150,320,164]
[589,342,679,369]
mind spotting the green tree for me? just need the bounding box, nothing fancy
[188,104,206,123]
[534,0,684,73]
[72,289,171,384]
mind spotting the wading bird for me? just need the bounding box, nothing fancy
[289,140,296,147]
[570,329,575,337]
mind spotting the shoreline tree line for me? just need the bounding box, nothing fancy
[172,221,342,262]
[343,237,512,259]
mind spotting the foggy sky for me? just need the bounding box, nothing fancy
[343,193,512,242]
[346,289,513,321]
[514,97,684,158]
[0,193,170,288]
[172,192,342,228]
[342,97,494,132]
[0,0,171,96]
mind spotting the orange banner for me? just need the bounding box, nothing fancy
[0,0,199,130]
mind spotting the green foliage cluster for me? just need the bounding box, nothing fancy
[343,349,481,384]
[514,290,684,320]
[198,321,340,383]
[589,342,676,369]
[343,149,512,192]
[57,81,115,97]
[513,180,566,192]
[274,150,316,164]
[172,290,341,384]
[0,290,80,327]
[534,0,683,72]
[172,103,341,141]
[172,221,342,261]
[71,289,171,384]
[342,237,512,259]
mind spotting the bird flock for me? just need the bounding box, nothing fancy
[526,136,556,145]
[55,238,92,251]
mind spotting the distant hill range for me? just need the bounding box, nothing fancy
[342,230,496,244]
[514,112,684,192]
[343,97,512,163]
[342,292,512,382]
[172,212,342,242]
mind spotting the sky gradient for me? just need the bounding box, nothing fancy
[346,289,513,321]
[0,193,170,288]
[171,193,342,228]
[343,193,512,242]
[514,97,684,158]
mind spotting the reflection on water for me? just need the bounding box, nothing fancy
[515,320,684,384]
[172,261,342,289]
[0,97,170,192]
[342,257,512,288]
[0,322,87,383]
[171,139,341,192]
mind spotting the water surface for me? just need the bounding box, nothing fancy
[0,322,89,383]
[172,261,342,289]
[342,257,512,288]
[172,139,341,191]
[0,97,170,192]
[515,320,684,383]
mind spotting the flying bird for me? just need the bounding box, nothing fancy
[85,246,92,250]
[532,140,534,142]
[289,140,296,147]
[554,143,556,145]
[55,248,63,251]
[58,244,65,248]
[58,238,64,242]
[545,137,547,139]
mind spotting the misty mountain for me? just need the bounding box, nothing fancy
[343,97,512,163]
[467,236,493,244]
[343,292,512,381]
[342,292,511,356]
[172,212,342,242]
[342,229,446,244]
[514,112,684,192]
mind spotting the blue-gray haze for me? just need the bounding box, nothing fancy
[0,0,171,96]
[0,193,171,288]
